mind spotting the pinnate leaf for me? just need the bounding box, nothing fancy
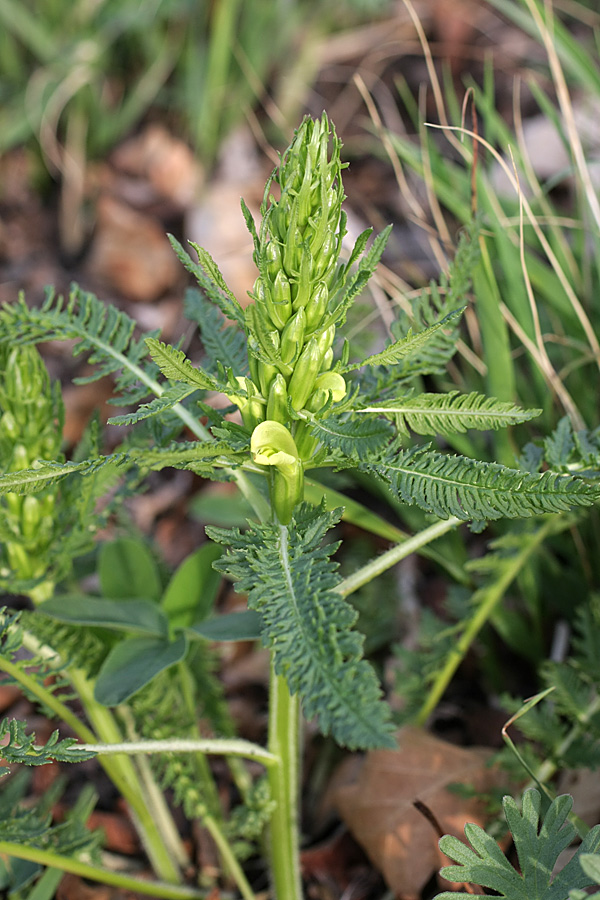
[208,504,395,750]
[357,390,541,435]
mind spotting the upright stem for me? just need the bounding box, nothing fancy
[267,666,302,900]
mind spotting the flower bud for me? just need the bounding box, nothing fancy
[313,372,347,403]
[265,240,283,280]
[305,282,328,331]
[258,362,279,399]
[287,337,323,411]
[293,421,319,461]
[320,348,334,373]
[280,308,306,366]
[268,270,293,330]
[266,374,289,422]
[291,254,312,311]
[21,496,41,540]
[0,412,18,442]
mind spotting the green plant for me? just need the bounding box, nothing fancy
[0,113,598,900]
[434,789,600,900]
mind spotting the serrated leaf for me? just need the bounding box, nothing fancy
[184,289,248,375]
[0,719,96,768]
[208,504,395,750]
[107,383,197,426]
[343,308,464,373]
[38,596,168,638]
[307,413,394,460]
[356,391,541,436]
[167,234,245,327]
[436,789,600,900]
[0,455,124,495]
[130,439,246,475]
[186,610,262,642]
[364,445,599,522]
[0,287,159,406]
[328,225,392,329]
[94,634,188,706]
[545,416,576,468]
[144,337,218,390]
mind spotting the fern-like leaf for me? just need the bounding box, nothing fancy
[0,719,95,777]
[168,235,245,328]
[0,287,159,405]
[435,789,600,900]
[208,504,395,750]
[107,384,197,426]
[306,413,395,460]
[0,456,124,495]
[131,440,247,475]
[342,308,464,373]
[362,445,599,522]
[184,289,248,375]
[326,225,393,329]
[145,338,218,390]
[356,391,541,435]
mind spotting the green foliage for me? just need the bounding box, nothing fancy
[0,719,95,777]
[361,445,598,523]
[208,503,395,750]
[358,390,542,436]
[0,287,159,406]
[341,307,464,372]
[434,789,600,900]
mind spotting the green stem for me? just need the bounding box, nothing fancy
[416,517,557,726]
[119,706,190,869]
[0,842,205,900]
[0,654,96,744]
[267,666,302,900]
[203,815,257,900]
[80,737,277,765]
[69,670,182,885]
[337,516,462,597]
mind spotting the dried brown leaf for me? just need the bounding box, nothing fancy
[334,725,502,899]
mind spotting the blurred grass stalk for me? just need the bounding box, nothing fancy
[0,0,329,255]
[359,0,600,721]
[372,0,600,459]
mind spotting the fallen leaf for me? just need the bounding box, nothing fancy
[111,124,203,208]
[85,195,180,302]
[334,725,501,899]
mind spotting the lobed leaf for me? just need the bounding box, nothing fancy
[107,383,197,426]
[184,288,248,375]
[0,287,159,405]
[307,413,395,460]
[167,235,245,327]
[435,789,600,900]
[208,504,395,750]
[144,337,218,391]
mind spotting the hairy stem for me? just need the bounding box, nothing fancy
[267,666,302,900]
[338,516,461,597]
